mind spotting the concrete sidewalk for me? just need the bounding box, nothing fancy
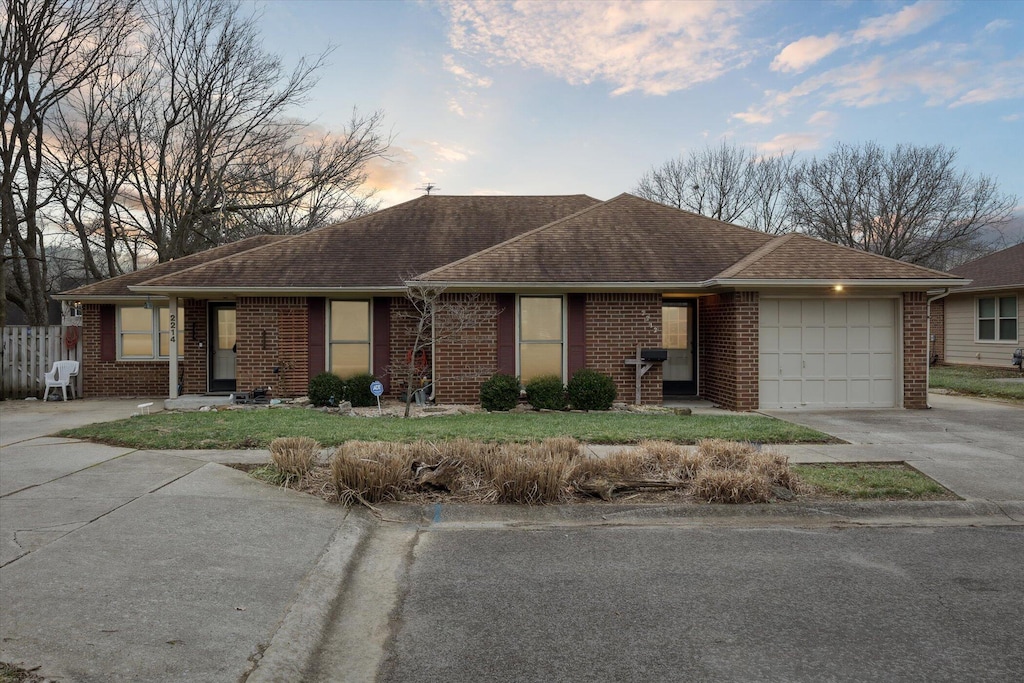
[1,399,357,682]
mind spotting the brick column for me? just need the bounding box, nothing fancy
[903,291,929,409]
[698,291,759,411]
[928,297,945,364]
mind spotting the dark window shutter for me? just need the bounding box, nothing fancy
[567,294,586,378]
[496,294,516,376]
[99,305,116,361]
[372,297,391,390]
[308,298,326,379]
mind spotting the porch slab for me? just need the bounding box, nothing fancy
[164,395,234,411]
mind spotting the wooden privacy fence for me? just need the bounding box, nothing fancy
[1,325,84,399]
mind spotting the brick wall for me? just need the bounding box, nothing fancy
[235,297,309,397]
[928,297,945,364]
[181,299,207,394]
[81,303,168,397]
[585,293,662,405]
[698,291,759,411]
[388,296,426,399]
[433,293,500,404]
[903,291,929,409]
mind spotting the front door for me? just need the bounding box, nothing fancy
[662,301,696,396]
[209,303,237,393]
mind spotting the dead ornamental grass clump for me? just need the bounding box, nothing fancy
[269,436,321,482]
[323,437,799,507]
[329,437,583,505]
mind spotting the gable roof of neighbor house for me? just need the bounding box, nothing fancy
[59,234,287,299]
[132,195,601,293]
[419,194,964,287]
[948,243,1024,292]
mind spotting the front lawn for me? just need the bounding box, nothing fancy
[59,409,833,450]
[930,364,1024,402]
[793,463,955,500]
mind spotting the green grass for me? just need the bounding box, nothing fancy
[793,463,954,500]
[930,364,1024,402]
[58,409,833,450]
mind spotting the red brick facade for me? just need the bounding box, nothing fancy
[234,297,309,397]
[928,297,945,364]
[903,291,929,409]
[81,303,168,397]
[433,294,501,404]
[697,291,759,411]
[585,293,662,405]
[387,296,427,399]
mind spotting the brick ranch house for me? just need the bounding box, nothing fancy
[928,243,1023,368]
[58,193,967,410]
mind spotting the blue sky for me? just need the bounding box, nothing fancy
[257,0,1024,211]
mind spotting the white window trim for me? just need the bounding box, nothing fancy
[328,299,373,377]
[515,294,567,382]
[117,304,184,361]
[975,294,1019,343]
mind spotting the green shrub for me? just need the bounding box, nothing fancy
[480,373,520,411]
[346,372,379,407]
[525,374,567,410]
[566,368,617,411]
[309,372,346,407]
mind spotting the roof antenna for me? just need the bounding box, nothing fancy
[418,182,439,196]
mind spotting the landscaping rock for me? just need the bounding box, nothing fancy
[772,486,796,501]
[292,396,311,406]
[673,407,692,416]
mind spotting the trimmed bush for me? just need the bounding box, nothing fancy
[566,368,617,411]
[525,374,567,410]
[346,373,378,407]
[480,373,520,411]
[309,372,346,407]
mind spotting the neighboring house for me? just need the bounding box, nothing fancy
[58,193,967,410]
[930,243,1023,368]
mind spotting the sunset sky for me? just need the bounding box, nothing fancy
[257,0,1024,211]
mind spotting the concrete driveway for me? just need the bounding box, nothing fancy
[765,393,1024,503]
[0,399,353,682]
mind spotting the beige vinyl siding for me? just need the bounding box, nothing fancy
[943,290,1023,366]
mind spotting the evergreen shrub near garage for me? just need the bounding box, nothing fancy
[309,372,346,407]
[480,373,520,411]
[525,374,567,410]
[346,373,379,407]
[567,368,617,411]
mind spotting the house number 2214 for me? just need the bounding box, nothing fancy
[169,314,177,343]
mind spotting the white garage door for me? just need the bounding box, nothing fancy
[759,298,897,409]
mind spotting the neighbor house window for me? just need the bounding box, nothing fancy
[330,300,370,378]
[977,296,1017,341]
[519,296,563,382]
[118,305,182,359]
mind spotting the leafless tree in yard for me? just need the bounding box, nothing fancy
[1,0,141,325]
[116,0,390,262]
[788,142,1018,269]
[634,141,793,234]
[390,283,496,418]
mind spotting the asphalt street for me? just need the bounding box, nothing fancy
[373,523,1024,683]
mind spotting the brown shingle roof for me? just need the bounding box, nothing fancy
[714,233,962,281]
[419,194,774,284]
[949,243,1024,290]
[136,195,600,291]
[60,235,287,298]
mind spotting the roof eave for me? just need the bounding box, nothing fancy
[128,285,409,296]
[707,277,971,289]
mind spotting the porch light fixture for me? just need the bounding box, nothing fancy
[833,284,844,293]
[143,295,153,310]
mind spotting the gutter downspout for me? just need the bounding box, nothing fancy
[925,289,951,409]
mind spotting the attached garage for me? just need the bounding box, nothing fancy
[759,298,898,409]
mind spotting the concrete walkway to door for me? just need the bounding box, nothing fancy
[763,393,1024,503]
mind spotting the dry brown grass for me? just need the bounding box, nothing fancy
[269,436,321,481]
[691,467,773,503]
[283,437,801,507]
[330,441,415,505]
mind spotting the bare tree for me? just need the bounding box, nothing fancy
[634,141,793,234]
[788,142,1018,268]
[390,284,496,418]
[118,0,389,262]
[1,0,141,325]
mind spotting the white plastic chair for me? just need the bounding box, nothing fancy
[43,360,79,401]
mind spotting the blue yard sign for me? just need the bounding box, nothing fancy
[370,380,384,415]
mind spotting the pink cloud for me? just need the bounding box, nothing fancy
[771,33,844,73]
